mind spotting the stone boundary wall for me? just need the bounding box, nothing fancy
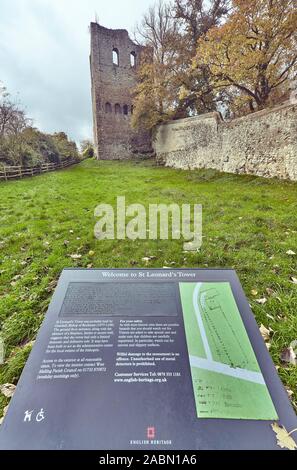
[154,102,297,181]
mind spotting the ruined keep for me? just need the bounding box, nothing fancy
[90,23,152,160]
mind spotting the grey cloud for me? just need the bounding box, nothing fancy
[0,0,149,143]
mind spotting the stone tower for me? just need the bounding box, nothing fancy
[90,23,152,160]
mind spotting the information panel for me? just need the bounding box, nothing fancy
[0,269,296,450]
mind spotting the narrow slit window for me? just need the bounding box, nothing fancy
[105,102,112,113]
[130,51,136,67]
[112,48,119,66]
[123,105,128,115]
[115,103,122,114]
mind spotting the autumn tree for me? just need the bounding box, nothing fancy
[0,82,79,166]
[132,0,231,130]
[0,88,29,138]
[132,1,181,129]
[174,0,230,54]
[194,0,297,114]
[80,139,94,158]
[0,84,32,165]
[173,0,230,116]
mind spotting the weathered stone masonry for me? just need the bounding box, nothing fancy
[155,103,297,181]
[90,23,152,160]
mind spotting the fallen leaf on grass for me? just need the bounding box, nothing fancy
[271,422,297,450]
[266,287,275,297]
[46,279,57,293]
[0,384,16,398]
[69,254,82,260]
[259,324,272,342]
[266,313,274,321]
[0,404,9,426]
[280,346,297,365]
[251,289,258,296]
[286,388,294,400]
[88,251,95,257]
[142,256,156,263]
[272,265,280,274]
[256,297,267,305]
[286,250,296,256]
[277,313,287,321]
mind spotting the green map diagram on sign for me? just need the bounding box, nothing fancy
[179,282,278,420]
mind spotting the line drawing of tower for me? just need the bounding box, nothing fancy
[90,22,152,160]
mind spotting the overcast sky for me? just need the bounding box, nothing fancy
[0,0,152,143]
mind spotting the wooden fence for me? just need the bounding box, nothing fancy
[0,158,80,181]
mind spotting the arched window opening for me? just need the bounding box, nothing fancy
[130,51,136,67]
[131,105,134,115]
[115,103,122,114]
[112,48,119,66]
[123,104,128,115]
[105,102,112,113]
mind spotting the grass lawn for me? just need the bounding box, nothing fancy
[0,158,296,417]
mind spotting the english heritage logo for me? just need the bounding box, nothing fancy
[147,426,156,439]
[129,426,172,446]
